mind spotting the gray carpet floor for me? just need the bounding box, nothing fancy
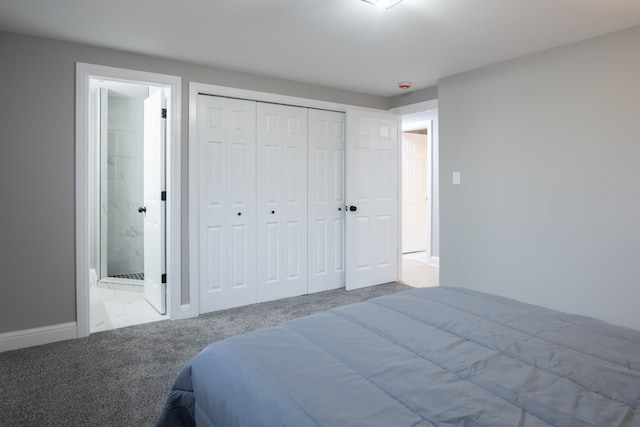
[0,282,409,427]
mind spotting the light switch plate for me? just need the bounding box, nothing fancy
[452,171,461,185]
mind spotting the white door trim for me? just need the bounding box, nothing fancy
[75,63,182,338]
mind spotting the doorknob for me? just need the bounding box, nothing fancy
[138,207,147,213]
[349,205,357,212]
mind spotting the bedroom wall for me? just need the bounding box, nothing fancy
[0,31,389,334]
[439,25,640,330]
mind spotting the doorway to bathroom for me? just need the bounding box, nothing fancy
[88,79,168,332]
[76,63,181,338]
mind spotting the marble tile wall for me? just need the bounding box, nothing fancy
[104,94,145,276]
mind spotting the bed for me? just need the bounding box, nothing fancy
[155,286,640,426]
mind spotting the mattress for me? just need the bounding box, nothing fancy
[156,286,640,426]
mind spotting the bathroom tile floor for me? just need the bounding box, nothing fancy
[90,286,168,333]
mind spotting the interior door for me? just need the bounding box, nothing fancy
[142,89,166,314]
[197,95,257,313]
[402,132,429,254]
[345,109,399,290]
[256,103,308,302]
[308,109,346,293]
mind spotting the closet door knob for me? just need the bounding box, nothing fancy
[237,212,242,216]
[338,207,342,211]
[271,210,275,214]
[138,207,146,213]
[349,205,357,212]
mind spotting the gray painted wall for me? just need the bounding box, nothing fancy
[390,85,438,109]
[439,26,640,330]
[0,31,389,334]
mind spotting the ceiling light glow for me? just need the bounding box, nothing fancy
[361,0,403,9]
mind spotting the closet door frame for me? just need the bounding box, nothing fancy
[188,82,401,316]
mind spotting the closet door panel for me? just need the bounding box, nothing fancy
[231,224,248,288]
[286,221,301,279]
[206,225,225,293]
[264,146,280,205]
[333,218,345,271]
[199,97,227,310]
[265,222,279,283]
[198,95,257,313]
[257,103,308,302]
[225,99,257,309]
[313,219,327,275]
[308,110,346,293]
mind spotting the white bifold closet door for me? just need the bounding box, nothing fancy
[256,103,308,302]
[197,95,257,313]
[195,95,394,312]
[401,132,429,254]
[307,109,346,293]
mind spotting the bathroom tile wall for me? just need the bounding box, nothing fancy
[104,94,145,276]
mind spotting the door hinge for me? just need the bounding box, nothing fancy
[161,273,167,284]
[161,108,167,119]
[161,191,166,201]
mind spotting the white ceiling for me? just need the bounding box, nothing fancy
[1,0,640,97]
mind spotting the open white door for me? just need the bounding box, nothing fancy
[142,89,166,314]
[345,109,399,290]
[401,131,429,254]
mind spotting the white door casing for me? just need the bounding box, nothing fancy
[77,63,182,340]
[143,89,167,314]
[345,110,399,290]
[256,103,308,302]
[308,109,346,293]
[99,87,109,280]
[401,132,429,254]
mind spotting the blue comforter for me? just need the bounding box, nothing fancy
[156,287,640,426]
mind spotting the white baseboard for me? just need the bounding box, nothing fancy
[0,322,77,353]
[173,303,198,320]
[430,256,440,267]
